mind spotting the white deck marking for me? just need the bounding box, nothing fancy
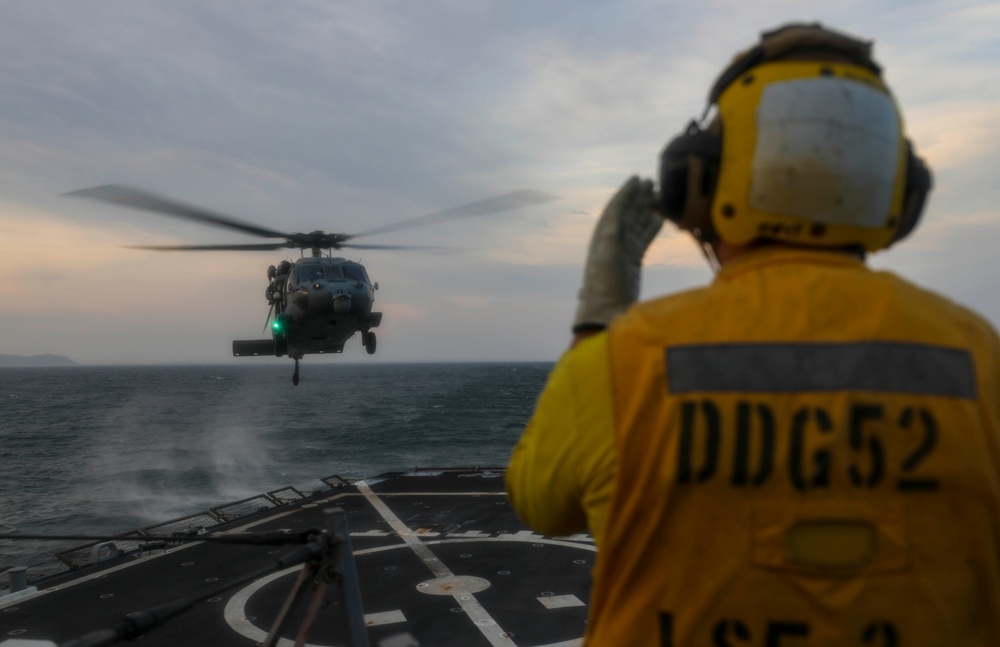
[351,530,391,537]
[537,595,585,609]
[357,480,514,646]
[364,609,406,626]
[224,569,324,647]
[417,575,491,595]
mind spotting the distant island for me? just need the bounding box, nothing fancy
[0,354,78,367]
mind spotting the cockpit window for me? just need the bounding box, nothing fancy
[298,265,324,283]
[343,263,369,283]
[324,265,344,281]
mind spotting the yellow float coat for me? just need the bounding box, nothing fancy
[507,247,1000,646]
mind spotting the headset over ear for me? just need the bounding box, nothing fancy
[894,140,933,244]
[659,118,722,241]
[658,23,932,251]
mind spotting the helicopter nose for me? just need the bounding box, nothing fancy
[307,286,352,314]
[332,294,352,314]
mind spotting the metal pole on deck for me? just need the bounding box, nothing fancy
[326,507,370,647]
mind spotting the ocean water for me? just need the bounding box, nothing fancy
[0,362,552,575]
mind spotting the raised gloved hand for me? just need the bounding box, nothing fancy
[572,176,662,334]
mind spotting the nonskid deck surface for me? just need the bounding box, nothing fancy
[1,468,594,646]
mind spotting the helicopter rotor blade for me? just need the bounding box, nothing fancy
[339,243,446,251]
[64,184,291,240]
[65,184,558,253]
[347,188,559,240]
[125,243,291,252]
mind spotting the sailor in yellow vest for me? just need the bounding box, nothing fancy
[507,23,1000,646]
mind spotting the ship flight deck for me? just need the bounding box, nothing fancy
[1,468,594,647]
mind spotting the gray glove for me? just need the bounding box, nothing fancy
[572,176,662,333]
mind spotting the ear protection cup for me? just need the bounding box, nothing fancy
[658,120,722,238]
[892,141,933,245]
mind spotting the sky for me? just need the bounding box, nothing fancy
[0,0,998,365]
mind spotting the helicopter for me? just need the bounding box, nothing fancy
[66,184,557,384]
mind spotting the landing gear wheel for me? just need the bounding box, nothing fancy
[293,359,300,386]
[364,331,377,355]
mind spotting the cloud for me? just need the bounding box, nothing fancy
[447,295,494,308]
[486,209,595,266]
[493,41,711,159]
[645,230,709,268]
[0,206,136,314]
[0,202,268,361]
[378,302,430,324]
[904,101,1000,171]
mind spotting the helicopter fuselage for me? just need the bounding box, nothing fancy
[234,256,381,362]
[275,256,381,357]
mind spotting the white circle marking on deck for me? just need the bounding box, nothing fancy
[415,575,490,596]
[224,536,592,646]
